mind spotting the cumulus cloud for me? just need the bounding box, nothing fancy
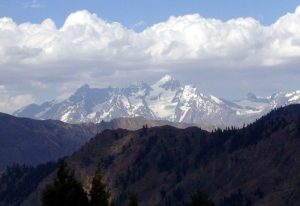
[1,7,300,66]
[0,6,300,113]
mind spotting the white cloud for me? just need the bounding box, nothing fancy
[30,81,48,90]
[0,8,300,67]
[0,6,300,113]
[0,86,35,113]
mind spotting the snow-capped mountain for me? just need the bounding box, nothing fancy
[233,91,300,117]
[14,75,300,127]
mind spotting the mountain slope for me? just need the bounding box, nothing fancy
[0,112,96,170]
[0,113,198,170]
[22,104,300,206]
[14,75,300,127]
[0,162,57,206]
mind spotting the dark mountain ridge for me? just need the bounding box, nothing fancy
[20,104,300,206]
[0,112,96,170]
[0,113,199,170]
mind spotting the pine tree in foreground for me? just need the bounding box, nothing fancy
[89,169,111,206]
[186,190,215,206]
[42,160,89,206]
[128,193,139,206]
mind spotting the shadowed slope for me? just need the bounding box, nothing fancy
[17,105,300,205]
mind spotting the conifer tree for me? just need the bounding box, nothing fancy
[128,193,138,206]
[89,169,110,206]
[42,160,89,206]
[186,190,215,206]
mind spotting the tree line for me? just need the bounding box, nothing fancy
[42,161,216,206]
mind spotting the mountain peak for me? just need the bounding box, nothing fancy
[80,83,90,89]
[158,74,174,83]
[68,84,91,102]
[75,84,90,93]
[246,92,257,101]
[14,76,300,127]
[155,74,180,90]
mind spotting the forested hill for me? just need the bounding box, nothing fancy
[0,113,198,170]
[21,104,300,206]
[0,112,96,170]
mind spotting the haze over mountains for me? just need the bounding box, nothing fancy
[15,75,300,128]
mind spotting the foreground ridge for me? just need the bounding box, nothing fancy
[14,104,300,206]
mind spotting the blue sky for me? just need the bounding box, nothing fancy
[1,0,300,29]
[0,0,300,113]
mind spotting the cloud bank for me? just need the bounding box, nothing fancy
[0,85,34,113]
[1,6,300,112]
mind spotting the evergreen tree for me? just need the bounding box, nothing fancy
[128,193,138,206]
[140,124,148,137]
[42,161,89,206]
[89,169,110,206]
[186,190,215,206]
[109,199,116,206]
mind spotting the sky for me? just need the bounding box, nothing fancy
[0,0,300,113]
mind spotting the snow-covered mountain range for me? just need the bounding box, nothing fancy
[14,75,300,127]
